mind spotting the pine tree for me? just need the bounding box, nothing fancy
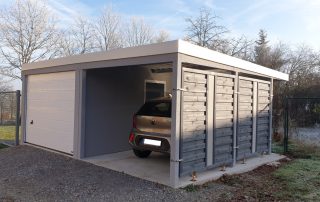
[254,29,271,66]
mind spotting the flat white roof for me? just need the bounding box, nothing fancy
[22,40,289,81]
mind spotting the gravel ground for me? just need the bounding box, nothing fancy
[0,146,234,202]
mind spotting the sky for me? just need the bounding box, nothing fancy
[41,0,320,49]
[1,0,320,89]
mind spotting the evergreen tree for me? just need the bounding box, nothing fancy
[254,29,271,66]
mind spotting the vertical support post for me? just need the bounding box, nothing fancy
[268,79,274,154]
[283,97,289,153]
[73,69,86,159]
[21,75,27,144]
[232,72,239,166]
[170,54,182,188]
[206,75,214,166]
[252,81,258,153]
[15,90,21,146]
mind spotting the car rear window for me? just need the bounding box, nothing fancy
[137,101,171,117]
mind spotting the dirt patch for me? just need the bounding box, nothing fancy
[215,160,292,202]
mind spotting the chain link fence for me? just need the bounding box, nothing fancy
[0,91,20,146]
[280,97,320,154]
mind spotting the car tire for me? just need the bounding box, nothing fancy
[133,149,152,158]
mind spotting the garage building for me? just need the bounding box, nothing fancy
[21,40,288,188]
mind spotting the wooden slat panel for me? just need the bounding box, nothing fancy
[183,123,206,132]
[216,77,234,86]
[238,105,253,110]
[257,131,269,136]
[183,95,207,102]
[182,141,206,152]
[184,92,206,97]
[216,86,234,94]
[184,111,205,117]
[238,119,253,126]
[184,115,206,122]
[183,134,206,143]
[214,154,233,163]
[181,162,206,176]
[215,146,233,155]
[183,151,206,162]
[216,110,233,117]
[216,104,234,110]
[239,87,253,95]
[258,83,270,90]
[239,95,253,103]
[257,124,269,131]
[184,82,206,92]
[239,80,253,88]
[259,90,270,97]
[238,134,252,142]
[215,127,233,137]
[258,105,269,111]
[216,94,233,102]
[184,72,207,84]
[258,117,269,124]
[216,119,233,128]
[183,130,206,138]
[181,69,208,176]
[183,103,206,112]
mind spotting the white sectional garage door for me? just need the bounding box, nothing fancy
[26,71,75,154]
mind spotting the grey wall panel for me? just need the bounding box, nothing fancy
[256,82,271,153]
[213,75,235,167]
[85,66,172,157]
[236,79,254,160]
[180,70,207,176]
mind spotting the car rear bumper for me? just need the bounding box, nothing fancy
[129,131,171,153]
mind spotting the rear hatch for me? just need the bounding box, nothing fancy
[135,100,171,136]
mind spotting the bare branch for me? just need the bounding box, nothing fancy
[0,0,60,80]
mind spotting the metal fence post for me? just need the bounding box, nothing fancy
[283,97,289,153]
[15,90,21,146]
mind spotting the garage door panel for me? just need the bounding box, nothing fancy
[26,71,75,154]
[26,127,74,153]
[27,99,75,109]
[28,107,74,119]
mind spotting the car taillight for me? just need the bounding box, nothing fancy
[132,115,137,129]
[129,132,135,143]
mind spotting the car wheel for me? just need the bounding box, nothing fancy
[133,149,152,158]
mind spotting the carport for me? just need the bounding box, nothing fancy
[21,40,288,188]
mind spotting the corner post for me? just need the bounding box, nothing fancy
[170,53,182,188]
[73,69,86,159]
[15,90,21,145]
[232,72,239,166]
[268,78,274,154]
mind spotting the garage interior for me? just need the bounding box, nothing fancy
[83,64,173,185]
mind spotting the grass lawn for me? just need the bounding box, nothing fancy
[184,141,320,201]
[0,125,16,141]
[0,143,8,149]
[272,142,320,201]
[274,158,320,200]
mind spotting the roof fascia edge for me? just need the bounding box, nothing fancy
[22,40,180,71]
[177,39,289,81]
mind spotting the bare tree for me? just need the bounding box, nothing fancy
[0,76,11,92]
[153,30,170,43]
[215,35,254,60]
[0,0,60,80]
[123,17,154,47]
[185,7,228,48]
[94,6,122,51]
[58,16,96,56]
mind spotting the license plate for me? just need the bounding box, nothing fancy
[143,139,161,146]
